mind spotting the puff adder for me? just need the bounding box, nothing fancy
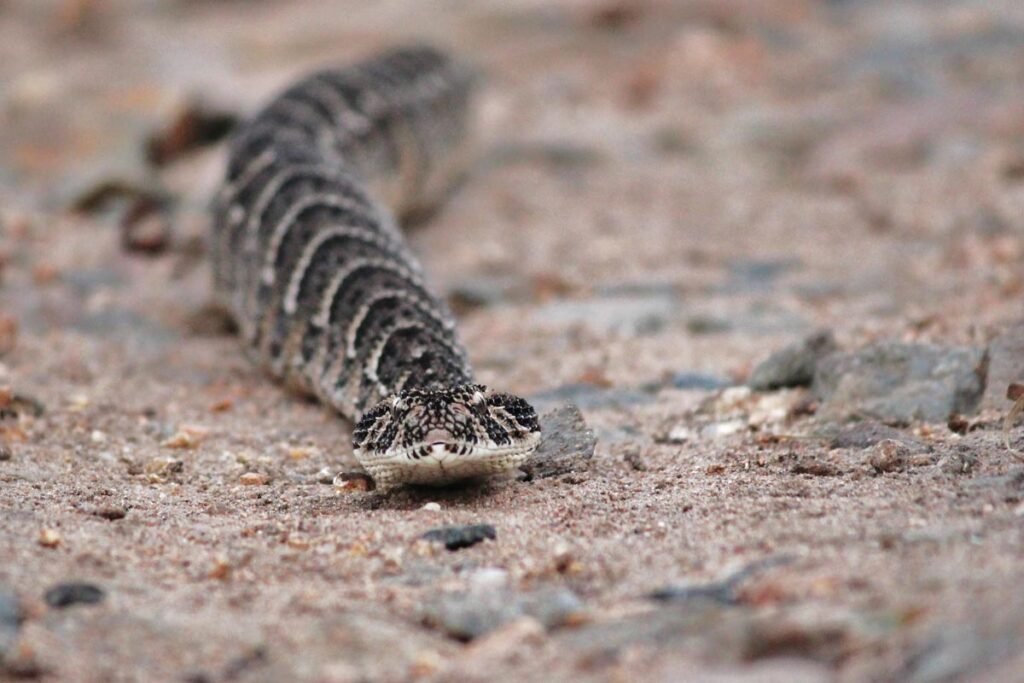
[210,46,540,489]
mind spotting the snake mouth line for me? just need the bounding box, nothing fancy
[354,431,541,487]
[357,432,541,464]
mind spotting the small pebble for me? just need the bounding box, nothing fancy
[701,420,746,439]
[161,425,207,450]
[38,528,61,548]
[44,582,104,608]
[208,556,231,580]
[662,425,695,444]
[422,524,496,551]
[145,457,184,477]
[208,397,234,412]
[286,445,316,460]
[120,197,172,255]
[239,472,269,486]
[91,506,126,521]
[333,471,375,492]
[428,586,584,641]
[868,439,909,473]
[467,568,510,593]
[0,444,12,461]
[420,502,442,512]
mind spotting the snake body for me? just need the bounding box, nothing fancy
[210,46,540,488]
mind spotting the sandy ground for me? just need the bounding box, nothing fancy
[2,1,1024,681]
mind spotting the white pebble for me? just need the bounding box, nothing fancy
[468,567,509,593]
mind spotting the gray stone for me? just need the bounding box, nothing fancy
[963,466,1024,496]
[519,404,596,480]
[813,342,987,422]
[826,421,926,450]
[0,588,22,659]
[44,582,105,608]
[665,371,732,391]
[427,587,584,641]
[749,330,838,390]
[421,524,496,551]
[447,274,523,311]
[904,627,1021,683]
[982,321,1024,410]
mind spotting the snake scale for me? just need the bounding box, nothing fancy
[210,46,541,488]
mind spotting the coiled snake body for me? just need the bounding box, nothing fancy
[211,46,540,488]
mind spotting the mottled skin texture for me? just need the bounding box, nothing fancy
[210,46,540,488]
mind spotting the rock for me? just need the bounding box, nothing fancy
[963,467,1024,498]
[427,586,585,641]
[519,404,597,480]
[867,439,910,473]
[813,342,987,422]
[826,421,927,450]
[90,506,126,521]
[665,371,732,391]
[37,528,61,548]
[145,98,238,166]
[44,582,105,608]
[701,420,747,440]
[740,615,854,665]
[725,257,802,293]
[0,588,23,659]
[0,391,45,419]
[447,275,521,312]
[333,472,375,492]
[421,524,496,551]
[120,197,172,256]
[67,176,169,214]
[649,556,795,605]
[983,321,1024,410]
[556,600,736,663]
[184,304,238,337]
[749,330,838,390]
[658,424,696,444]
[466,568,509,593]
[903,626,1021,683]
[938,449,979,476]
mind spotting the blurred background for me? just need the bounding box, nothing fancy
[2,0,1023,363]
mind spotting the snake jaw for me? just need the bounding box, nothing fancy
[352,383,541,487]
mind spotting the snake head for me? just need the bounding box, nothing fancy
[352,383,541,488]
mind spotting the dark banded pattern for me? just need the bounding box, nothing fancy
[210,46,540,488]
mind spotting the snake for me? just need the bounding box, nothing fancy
[210,46,541,489]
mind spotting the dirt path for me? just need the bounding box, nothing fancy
[2,1,1024,681]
